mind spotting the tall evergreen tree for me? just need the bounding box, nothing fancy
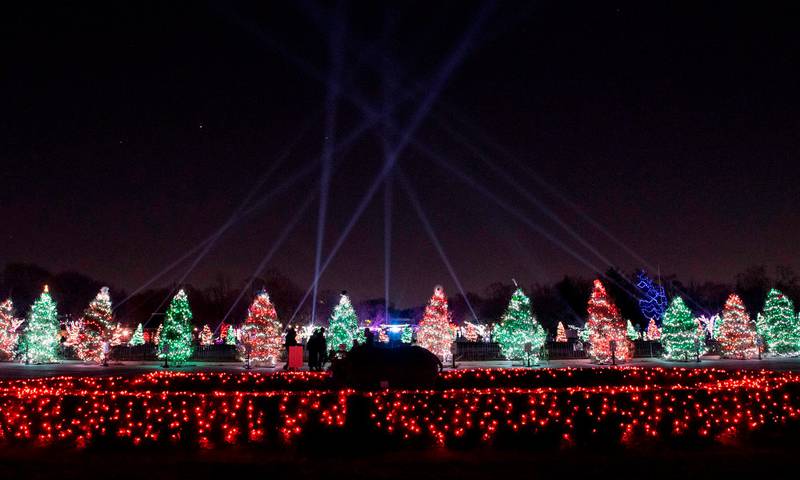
[75,287,114,364]
[761,289,800,356]
[494,288,547,364]
[718,293,758,359]
[0,299,23,360]
[239,290,282,365]
[416,286,456,359]
[661,296,696,360]
[326,292,360,351]
[585,280,631,363]
[21,285,60,363]
[159,289,194,365]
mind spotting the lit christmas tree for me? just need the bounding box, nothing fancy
[75,287,114,364]
[154,323,163,345]
[661,296,696,360]
[761,289,800,356]
[225,325,237,345]
[0,299,23,360]
[626,320,639,341]
[20,285,60,364]
[109,323,126,346]
[555,321,568,342]
[462,322,479,342]
[378,328,389,343]
[718,293,758,359]
[494,288,546,364]
[239,290,283,366]
[218,321,230,344]
[401,325,413,344]
[585,279,631,363]
[635,270,668,325]
[158,289,194,365]
[416,286,457,359]
[645,318,661,341]
[326,292,360,351]
[199,324,213,346]
[129,323,145,346]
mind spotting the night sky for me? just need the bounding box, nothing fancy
[3,1,799,308]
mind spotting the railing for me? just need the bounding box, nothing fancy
[64,339,696,363]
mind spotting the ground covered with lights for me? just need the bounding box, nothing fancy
[1,367,799,451]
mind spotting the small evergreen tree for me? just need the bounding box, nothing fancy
[225,325,237,345]
[626,320,639,341]
[129,323,145,346]
[556,321,568,342]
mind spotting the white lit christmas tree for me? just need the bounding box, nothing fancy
[129,323,145,346]
[326,292,360,351]
[0,299,23,360]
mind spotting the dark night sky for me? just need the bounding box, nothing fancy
[2,1,799,308]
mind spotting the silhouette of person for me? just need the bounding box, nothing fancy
[364,327,375,346]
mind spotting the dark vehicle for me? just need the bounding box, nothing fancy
[331,344,442,388]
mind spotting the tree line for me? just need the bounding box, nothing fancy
[1,262,798,334]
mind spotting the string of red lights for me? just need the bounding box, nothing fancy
[0,368,797,448]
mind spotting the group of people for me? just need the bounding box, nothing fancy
[282,326,380,371]
[282,326,329,371]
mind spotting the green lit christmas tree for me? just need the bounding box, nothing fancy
[401,325,413,343]
[494,287,546,364]
[158,289,194,365]
[21,285,60,364]
[225,325,237,345]
[661,296,696,361]
[626,320,639,341]
[129,323,145,346]
[326,292,359,351]
[761,289,800,356]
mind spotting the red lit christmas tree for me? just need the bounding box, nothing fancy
[416,286,456,359]
[585,279,631,363]
[555,321,568,342]
[0,299,23,360]
[239,290,283,366]
[199,324,213,346]
[75,287,115,364]
[718,293,759,359]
